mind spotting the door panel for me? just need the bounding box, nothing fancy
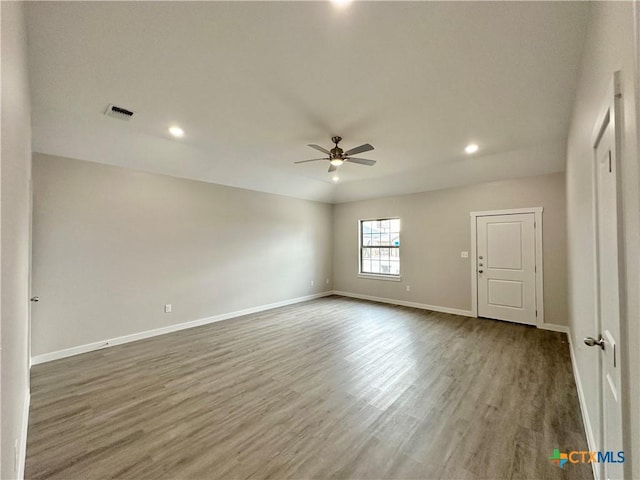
[487,280,523,308]
[477,213,536,325]
[487,222,523,269]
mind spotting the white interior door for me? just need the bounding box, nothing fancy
[591,104,624,480]
[476,213,536,325]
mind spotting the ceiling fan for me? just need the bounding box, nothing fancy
[295,136,376,172]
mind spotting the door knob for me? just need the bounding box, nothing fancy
[30,296,39,302]
[478,270,483,274]
[584,336,605,349]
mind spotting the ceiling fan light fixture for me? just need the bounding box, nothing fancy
[331,0,352,8]
[465,143,479,154]
[330,158,344,166]
[332,176,340,182]
[169,126,185,138]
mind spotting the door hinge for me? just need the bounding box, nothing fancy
[535,309,538,317]
[609,150,612,173]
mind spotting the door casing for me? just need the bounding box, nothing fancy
[470,207,544,327]
[589,71,625,480]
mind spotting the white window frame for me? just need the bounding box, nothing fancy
[357,217,402,282]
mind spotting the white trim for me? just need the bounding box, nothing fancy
[18,391,31,480]
[588,71,624,480]
[469,207,544,328]
[469,207,543,217]
[568,332,600,480]
[537,323,569,334]
[332,290,474,317]
[470,215,478,318]
[31,292,333,365]
[357,273,402,282]
[357,217,402,280]
[534,209,545,327]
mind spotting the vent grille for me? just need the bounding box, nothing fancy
[105,104,134,121]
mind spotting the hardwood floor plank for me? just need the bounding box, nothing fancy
[25,296,591,479]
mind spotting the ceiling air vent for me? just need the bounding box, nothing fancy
[104,104,134,121]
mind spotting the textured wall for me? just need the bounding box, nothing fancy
[565,1,640,476]
[333,172,568,327]
[1,2,33,478]
[31,154,333,356]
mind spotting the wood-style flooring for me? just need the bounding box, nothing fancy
[25,296,591,479]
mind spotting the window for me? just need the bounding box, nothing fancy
[359,218,400,276]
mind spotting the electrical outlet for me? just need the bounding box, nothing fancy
[310,280,314,287]
[326,278,330,285]
[164,304,172,313]
[461,251,469,258]
[406,285,411,292]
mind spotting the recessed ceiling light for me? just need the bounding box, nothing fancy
[169,126,184,138]
[332,176,340,182]
[331,0,352,8]
[465,144,479,154]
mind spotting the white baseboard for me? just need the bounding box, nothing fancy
[567,330,600,480]
[18,391,30,480]
[332,290,474,317]
[538,323,570,334]
[31,292,333,365]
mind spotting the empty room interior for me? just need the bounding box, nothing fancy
[2,1,640,479]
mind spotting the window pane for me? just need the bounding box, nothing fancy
[359,218,400,276]
[390,261,400,275]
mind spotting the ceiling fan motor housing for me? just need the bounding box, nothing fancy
[330,136,344,159]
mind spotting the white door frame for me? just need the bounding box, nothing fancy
[590,71,625,480]
[470,207,544,327]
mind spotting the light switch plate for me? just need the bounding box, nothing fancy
[461,251,469,258]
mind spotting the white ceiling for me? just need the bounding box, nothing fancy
[26,1,590,204]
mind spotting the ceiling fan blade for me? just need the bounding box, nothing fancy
[294,158,328,164]
[344,143,374,156]
[345,157,376,166]
[328,164,338,173]
[308,144,331,155]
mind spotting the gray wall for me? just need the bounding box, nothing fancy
[31,154,333,357]
[333,172,568,326]
[1,2,33,478]
[566,2,640,475]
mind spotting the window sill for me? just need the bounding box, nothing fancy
[357,273,402,282]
